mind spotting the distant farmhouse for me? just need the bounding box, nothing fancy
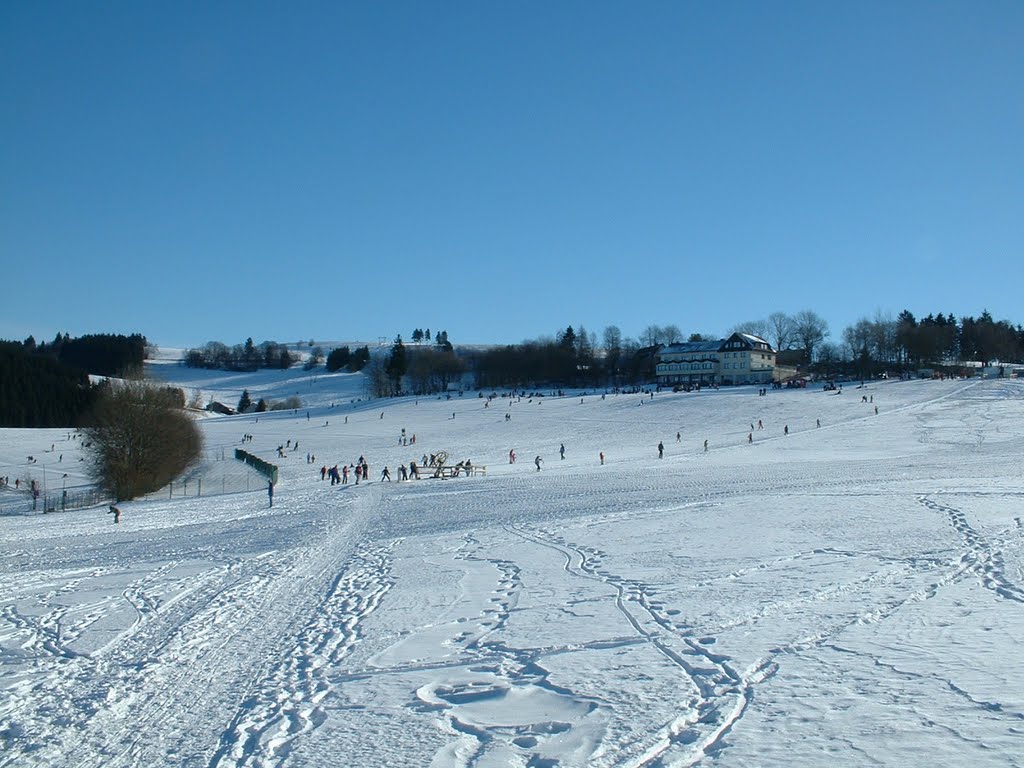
[656,332,777,387]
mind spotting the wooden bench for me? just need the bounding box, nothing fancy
[413,465,486,479]
[412,465,455,479]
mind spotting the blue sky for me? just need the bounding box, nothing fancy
[2,1,1022,350]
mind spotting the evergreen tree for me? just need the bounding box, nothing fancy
[59,333,148,377]
[326,346,351,372]
[0,341,98,427]
[386,336,408,393]
[238,390,253,412]
[348,345,371,372]
[242,338,260,371]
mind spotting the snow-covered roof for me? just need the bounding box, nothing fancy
[736,332,771,347]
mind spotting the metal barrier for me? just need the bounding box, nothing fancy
[0,486,110,517]
[139,451,272,501]
[0,449,272,515]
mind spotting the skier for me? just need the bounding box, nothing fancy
[560,443,565,460]
[267,480,274,508]
[509,449,516,464]
[381,466,391,482]
[784,425,789,435]
[658,441,664,459]
[108,504,121,523]
[599,451,605,465]
[704,439,709,452]
[535,455,543,471]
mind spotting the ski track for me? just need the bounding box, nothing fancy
[0,489,399,768]
[1,554,256,767]
[208,537,398,768]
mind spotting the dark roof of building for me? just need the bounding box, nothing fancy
[659,332,776,358]
[661,340,721,354]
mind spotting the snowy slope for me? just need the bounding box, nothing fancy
[1,369,1023,767]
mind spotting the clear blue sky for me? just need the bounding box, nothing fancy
[2,1,1022,350]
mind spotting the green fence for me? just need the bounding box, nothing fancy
[234,449,279,484]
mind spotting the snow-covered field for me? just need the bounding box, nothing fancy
[2,365,1023,767]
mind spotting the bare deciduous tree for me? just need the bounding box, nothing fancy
[730,319,769,339]
[602,325,622,353]
[84,381,202,501]
[641,325,662,347]
[662,325,683,345]
[793,309,829,363]
[364,357,393,398]
[767,311,795,352]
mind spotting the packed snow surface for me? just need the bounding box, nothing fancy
[2,369,1023,767]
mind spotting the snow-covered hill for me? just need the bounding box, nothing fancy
[2,364,1023,767]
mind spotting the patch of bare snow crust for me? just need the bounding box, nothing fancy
[2,374,1023,767]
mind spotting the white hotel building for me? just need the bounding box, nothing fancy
[655,332,777,387]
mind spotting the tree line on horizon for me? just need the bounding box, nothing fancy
[369,309,1024,396]
[730,309,1024,378]
[180,308,1024,399]
[5,309,1022,427]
